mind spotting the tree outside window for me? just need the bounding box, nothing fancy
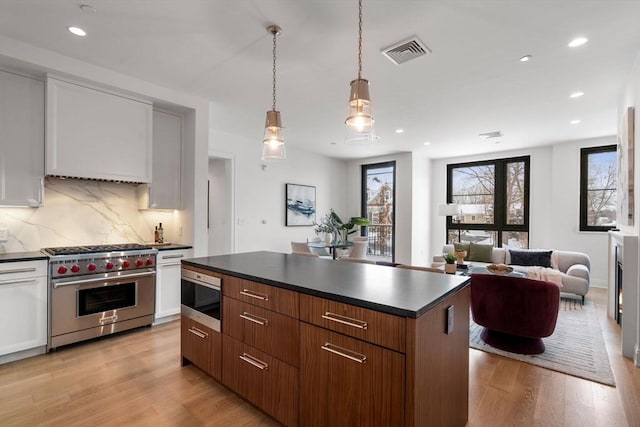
[580,145,617,231]
[447,156,529,247]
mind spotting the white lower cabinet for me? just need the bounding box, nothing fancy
[155,248,193,322]
[0,260,47,362]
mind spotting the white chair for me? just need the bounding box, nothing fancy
[342,241,368,260]
[291,241,312,253]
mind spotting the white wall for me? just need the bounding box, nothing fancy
[346,153,414,265]
[429,138,614,288]
[209,126,346,255]
[619,50,640,365]
[411,153,431,266]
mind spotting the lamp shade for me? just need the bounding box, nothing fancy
[438,203,460,216]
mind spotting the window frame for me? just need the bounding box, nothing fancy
[446,155,530,247]
[579,144,617,232]
[361,161,396,262]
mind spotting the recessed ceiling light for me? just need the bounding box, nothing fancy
[68,26,87,37]
[571,119,581,125]
[423,142,431,146]
[570,91,584,98]
[519,55,533,62]
[568,37,588,47]
[395,128,404,134]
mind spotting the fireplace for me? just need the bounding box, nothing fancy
[608,230,639,365]
[615,244,623,325]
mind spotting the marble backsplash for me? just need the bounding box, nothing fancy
[0,178,183,252]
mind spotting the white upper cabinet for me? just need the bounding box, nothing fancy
[139,109,183,209]
[0,70,44,207]
[46,77,152,183]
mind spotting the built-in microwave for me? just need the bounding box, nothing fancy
[181,268,221,332]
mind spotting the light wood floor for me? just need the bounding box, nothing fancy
[0,287,638,426]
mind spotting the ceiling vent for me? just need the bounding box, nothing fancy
[479,131,503,139]
[381,37,431,65]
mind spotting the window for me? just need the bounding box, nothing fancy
[580,145,617,231]
[361,162,395,262]
[446,156,530,248]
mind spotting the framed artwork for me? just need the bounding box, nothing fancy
[617,106,635,226]
[286,183,316,226]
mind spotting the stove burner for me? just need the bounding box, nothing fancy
[42,243,153,256]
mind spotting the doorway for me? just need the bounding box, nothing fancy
[208,155,234,255]
[361,161,396,263]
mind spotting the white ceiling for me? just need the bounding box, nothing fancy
[1,1,639,160]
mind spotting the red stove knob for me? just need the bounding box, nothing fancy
[135,259,144,267]
[145,258,154,266]
[88,263,97,272]
[122,261,131,268]
[71,265,80,273]
[57,266,68,274]
[106,262,114,270]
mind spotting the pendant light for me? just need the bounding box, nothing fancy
[262,25,286,161]
[345,0,375,144]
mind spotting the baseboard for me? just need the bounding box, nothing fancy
[634,344,640,368]
[0,345,46,365]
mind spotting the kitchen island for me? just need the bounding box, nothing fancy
[182,251,471,427]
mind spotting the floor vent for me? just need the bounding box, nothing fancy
[381,37,431,65]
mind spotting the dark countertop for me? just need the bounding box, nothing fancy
[182,251,470,318]
[0,251,49,263]
[150,244,193,251]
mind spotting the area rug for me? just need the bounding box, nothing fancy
[469,298,616,386]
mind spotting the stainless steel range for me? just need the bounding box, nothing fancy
[42,243,158,350]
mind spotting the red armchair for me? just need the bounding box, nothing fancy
[470,273,560,354]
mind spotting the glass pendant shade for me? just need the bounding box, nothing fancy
[345,78,375,144]
[262,110,285,160]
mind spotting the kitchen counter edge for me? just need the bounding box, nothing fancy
[0,251,49,263]
[182,253,470,319]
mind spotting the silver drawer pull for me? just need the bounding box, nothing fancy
[321,343,367,364]
[99,315,118,324]
[0,267,37,274]
[240,289,269,301]
[240,312,269,326]
[188,327,208,339]
[239,353,268,370]
[321,312,368,329]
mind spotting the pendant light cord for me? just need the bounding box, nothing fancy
[272,28,277,111]
[357,0,363,80]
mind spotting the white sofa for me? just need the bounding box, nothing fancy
[434,244,591,304]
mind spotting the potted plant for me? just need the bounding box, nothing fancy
[329,210,371,244]
[443,253,457,274]
[313,213,337,244]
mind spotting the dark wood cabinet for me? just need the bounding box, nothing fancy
[224,297,299,367]
[223,335,298,426]
[180,316,221,380]
[299,322,405,426]
[223,275,298,317]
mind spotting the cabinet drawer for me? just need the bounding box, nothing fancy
[224,297,299,367]
[222,335,298,427]
[299,294,406,353]
[0,260,46,282]
[223,275,298,318]
[157,249,192,265]
[299,322,405,427]
[180,316,221,380]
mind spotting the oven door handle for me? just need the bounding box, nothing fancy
[52,271,156,288]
